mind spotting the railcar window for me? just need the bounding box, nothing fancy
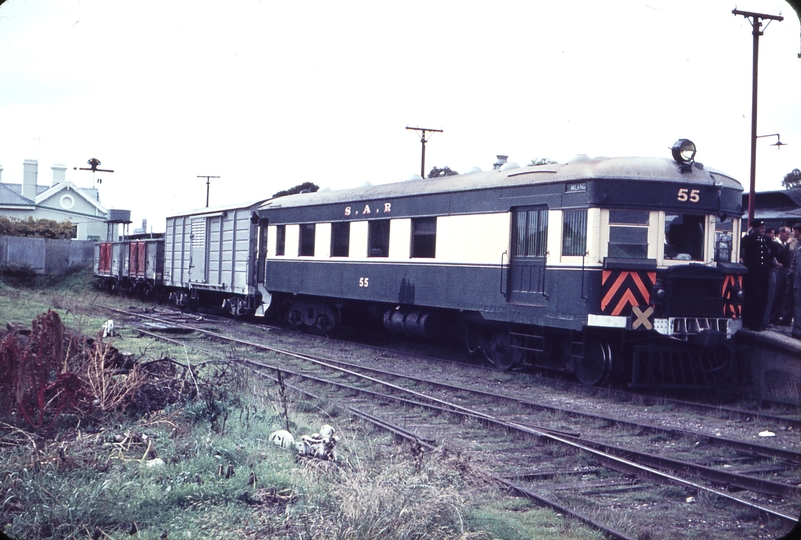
[275,225,285,256]
[368,219,390,257]
[299,223,315,257]
[562,210,587,257]
[411,217,437,258]
[513,207,548,257]
[664,214,705,261]
[714,216,733,263]
[331,222,350,257]
[608,209,649,259]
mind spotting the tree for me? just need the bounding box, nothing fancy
[427,166,459,178]
[782,168,801,189]
[272,182,320,198]
[528,157,558,166]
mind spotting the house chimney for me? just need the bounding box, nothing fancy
[0,165,4,183]
[51,164,67,186]
[22,160,38,200]
[493,155,508,170]
[142,219,148,233]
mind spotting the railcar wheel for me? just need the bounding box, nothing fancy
[287,309,306,332]
[315,304,340,338]
[575,337,612,386]
[488,330,521,371]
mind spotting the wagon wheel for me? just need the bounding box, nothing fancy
[488,330,521,371]
[229,297,248,319]
[137,283,152,301]
[575,336,612,386]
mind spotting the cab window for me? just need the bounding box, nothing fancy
[664,214,705,261]
[714,216,733,263]
[608,209,649,259]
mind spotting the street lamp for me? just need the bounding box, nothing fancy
[756,133,786,149]
[732,9,783,226]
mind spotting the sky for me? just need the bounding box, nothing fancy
[1,0,800,233]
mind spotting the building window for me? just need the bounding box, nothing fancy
[59,194,75,209]
[331,222,350,257]
[562,209,587,256]
[411,217,436,258]
[664,214,705,261]
[275,225,285,256]
[513,207,548,257]
[368,219,390,257]
[299,223,315,257]
[608,209,649,259]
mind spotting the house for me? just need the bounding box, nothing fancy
[0,159,108,240]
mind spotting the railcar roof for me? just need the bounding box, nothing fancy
[259,156,741,211]
[167,199,269,219]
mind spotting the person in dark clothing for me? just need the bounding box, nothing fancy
[740,220,774,331]
[785,223,801,328]
[794,245,801,339]
[771,226,792,325]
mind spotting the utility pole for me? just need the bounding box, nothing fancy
[406,126,443,178]
[733,9,783,226]
[198,175,219,207]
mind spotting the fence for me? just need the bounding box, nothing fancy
[0,236,94,275]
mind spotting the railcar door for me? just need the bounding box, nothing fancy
[257,219,268,285]
[508,206,548,306]
[189,217,207,283]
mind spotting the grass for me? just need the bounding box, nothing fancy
[0,269,607,540]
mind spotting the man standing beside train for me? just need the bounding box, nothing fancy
[793,238,801,340]
[740,220,773,331]
[790,223,801,339]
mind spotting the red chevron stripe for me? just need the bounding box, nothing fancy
[601,271,629,312]
[612,288,639,316]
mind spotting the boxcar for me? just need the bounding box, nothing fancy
[163,200,269,316]
[94,235,164,297]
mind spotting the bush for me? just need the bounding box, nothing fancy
[0,216,76,239]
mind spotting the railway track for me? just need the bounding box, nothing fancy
[104,306,801,539]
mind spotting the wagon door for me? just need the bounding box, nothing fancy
[189,217,207,283]
[508,206,548,306]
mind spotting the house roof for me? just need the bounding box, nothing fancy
[35,180,107,214]
[0,183,35,206]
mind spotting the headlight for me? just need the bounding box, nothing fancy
[671,139,696,164]
[652,282,666,305]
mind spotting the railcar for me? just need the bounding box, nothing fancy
[162,200,270,316]
[94,234,164,297]
[256,140,746,388]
